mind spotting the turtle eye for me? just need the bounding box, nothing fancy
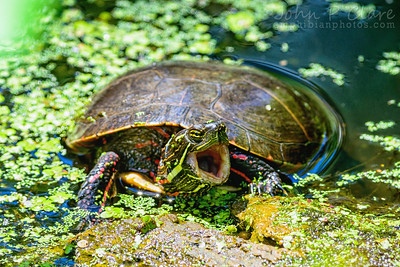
[189,129,204,142]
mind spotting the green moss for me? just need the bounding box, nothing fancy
[0,0,399,265]
[238,195,400,265]
[273,118,400,264]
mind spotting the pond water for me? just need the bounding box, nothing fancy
[238,61,345,178]
[0,0,399,265]
[215,0,400,175]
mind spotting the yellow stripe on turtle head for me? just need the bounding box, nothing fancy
[191,183,208,193]
[166,144,191,182]
[167,164,182,182]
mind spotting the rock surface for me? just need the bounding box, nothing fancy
[75,213,286,266]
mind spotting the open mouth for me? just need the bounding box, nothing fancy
[186,144,230,185]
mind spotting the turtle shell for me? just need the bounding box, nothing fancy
[67,61,343,175]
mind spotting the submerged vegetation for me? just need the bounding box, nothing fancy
[0,0,399,266]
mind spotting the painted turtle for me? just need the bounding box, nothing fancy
[67,61,342,212]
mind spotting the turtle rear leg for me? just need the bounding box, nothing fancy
[77,151,120,213]
[229,147,288,196]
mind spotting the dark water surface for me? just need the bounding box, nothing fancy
[0,1,397,204]
[0,1,400,264]
[2,0,398,183]
[214,0,400,176]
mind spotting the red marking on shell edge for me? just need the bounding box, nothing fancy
[238,154,248,161]
[135,140,159,148]
[232,154,238,159]
[149,126,171,139]
[169,192,179,197]
[230,168,252,183]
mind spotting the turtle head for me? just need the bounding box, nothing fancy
[156,121,231,195]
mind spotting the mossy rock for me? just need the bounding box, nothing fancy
[237,196,294,245]
[73,213,286,266]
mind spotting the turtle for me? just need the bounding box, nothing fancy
[67,61,342,213]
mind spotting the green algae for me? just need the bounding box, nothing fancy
[268,119,400,264]
[281,42,289,53]
[329,2,376,20]
[273,22,299,32]
[174,187,239,229]
[238,195,400,266]
[299,63,345,86]
[338,121,400,189]
[100,194,173,219]
[365,121,396,132]
[0,0,399,266]
[377,51,400,75]
[295,121,400,191]
[226,11,255,32]
[1,1,269,262]
[72,214,285,266]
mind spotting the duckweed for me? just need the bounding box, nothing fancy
[281,42,289,53]
[0,0,399,265]
[226,11,255,33]
[377,51,400,75]
[329,2,376,20]
[273,22,299,32]
[238,195,400,265]
[299,63,345,86]
[365,120,396,132]
[174,187,239,229]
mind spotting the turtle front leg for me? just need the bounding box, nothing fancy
[229,147,287,196]
[77,152,120,213]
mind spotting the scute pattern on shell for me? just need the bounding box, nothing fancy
[67,61,340,173]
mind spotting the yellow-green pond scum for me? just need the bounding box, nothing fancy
[0,0,399,266]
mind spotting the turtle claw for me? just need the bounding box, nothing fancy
[74,215,94,232]
[249,171,285,196]
[71,211,101,233]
